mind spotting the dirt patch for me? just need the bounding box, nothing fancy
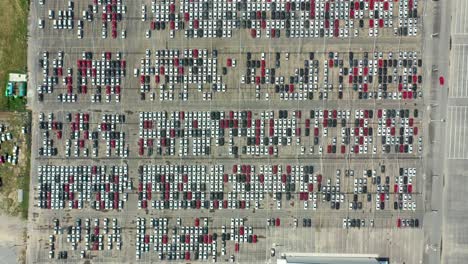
[0,112,31,218]
[0,214,27,263]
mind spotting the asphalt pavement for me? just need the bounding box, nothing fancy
[439,1,468,264]
[26,1,430,263]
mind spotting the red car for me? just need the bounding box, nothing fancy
[439,76,445,86]
[250,29,257,38]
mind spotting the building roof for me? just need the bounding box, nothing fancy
[5,82,13,97]
[18,83,26,96]
[8,73,27,82]
[277,253,389,264]
[282,256,382,264]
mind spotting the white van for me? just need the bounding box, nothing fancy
[38,19,44,29]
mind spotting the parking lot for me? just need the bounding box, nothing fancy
[27,0,427,263]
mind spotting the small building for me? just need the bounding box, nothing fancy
[5,82,13,97]
[18,82,27,97]
[8,73,27,82]
[277,253,390,264]
[6,73,27,98]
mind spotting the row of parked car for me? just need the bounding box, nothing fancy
[136,107,421,158]
[136,217,255,261]
[38,112,129,158]
[132,49,422,102]
[343,218,375,229]
[397,0,419,36]
[39,0,419,39]
[35,107,421,159]
[38,112,60,157]
[140,0,419,39]
[47,1,75,30]
[0,124,19,165]
[75,51,126,103]
[136,48,226,102]
[37,50,127,104]
[37,165,130,210]
[37,51,63,101]
[397,218,420,228]
[96,0,127,39]
[133,163,418,213]
[49,218,122,259]
[241,50,422,101]
[38,0,128,39]
[37,49,423,104]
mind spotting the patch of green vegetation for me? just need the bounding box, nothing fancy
[0,0,29,111]
[19,113,31,219]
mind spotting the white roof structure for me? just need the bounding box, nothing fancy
[8,73,27,82]
[277,253,389,264]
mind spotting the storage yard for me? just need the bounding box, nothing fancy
[26,0,447,263]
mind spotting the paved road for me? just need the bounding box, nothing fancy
[439,1,468,264]
[419,0,451,264]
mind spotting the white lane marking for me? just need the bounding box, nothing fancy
[464,0,468,33]
[458,47,462,97]
[464,47,468,97]
[448,107,455,159]
[462,46,466,97]
[457,1,466,33]
[461,48,465,97]
[448,45,468,98]
[454,0,459,32]
[463,107,467,158]
[452,107,458,158]
[448,107,468,159]
[456,48,462,97]
[461,0,465,33]
[457,0,461,32]
[456,107,462,158]
[456,107,461,158]
[449,46,459,98]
